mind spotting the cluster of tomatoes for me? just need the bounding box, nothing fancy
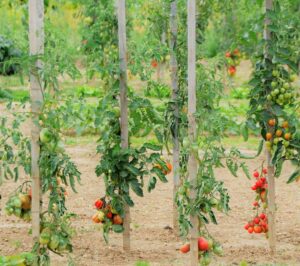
[244,169,269,236]
[92,197,123,227]
[180,236,223,265]
[266,69,297,107]
[5,186,32,222]
[265,119,294,155]
[225,48,241,77]
[39,224,72,253]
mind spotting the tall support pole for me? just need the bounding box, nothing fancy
[117,0,130,251]
[187,0,198,265]
[170,0,180,234]
[29,0,44,241]
[264,0,276,254]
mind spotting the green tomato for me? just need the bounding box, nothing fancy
[273,89,280,95]
[201,253,212,266]
[278,94,284,101]
[84,16,93,25]
[280,88,286,93]
[267,95,272,101]
[213,244,224,256]
[283,140,290,148]
[40,128,52,144]
[12,197,22,208]
[289,74,297,82]
[272,70,279,77]
[271,81,277,88]
[273,138,280,145]
[283,83,290,89]
[49,235,60,250]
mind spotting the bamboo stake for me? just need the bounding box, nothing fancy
[170,0,180,234]
[264,0,276,254]
[187,0,198,265]
[117,0,130,251]
[29,0,44,242]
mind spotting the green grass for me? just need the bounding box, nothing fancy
[134,261,150,266]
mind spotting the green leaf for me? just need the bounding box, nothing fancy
[241,123,248,141]
[130,181,144,197]
[147,176,157,192]
[240,162,250,179]
[287,169,300,184]
[142,143,162,151]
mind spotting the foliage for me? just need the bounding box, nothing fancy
[0,35,22,75]
[144,81,171,99]
[0,103,31,185]
[246,1,300,183]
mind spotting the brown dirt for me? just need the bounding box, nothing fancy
[1,142,300,266]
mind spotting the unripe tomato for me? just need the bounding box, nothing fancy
[266,133,272,141]
[268,119,276,127]
[275,129,282,137]
[282,121,289,128]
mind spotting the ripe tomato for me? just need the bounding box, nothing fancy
[268,119,276,127]
[198,237,209,251]
[248,227,254,234]
[266,133,272,141]
[225,52,231,58]
[260,190,267,202]
[253,201,259,207]
[151,60,158,68]
[92,213,101,223]
[180,243,190,253]
[95,199,104,210]
[113,214,123,225]
[228,66,236,76]
[282,121,289,128]
[259,213,266,220]
[275,129,283,137]
[284,133,291,140]
[106,212,113,219]
[253,171,259,178]
[262,168,268,174]
[244,223,250,230]
[254,225,262,234]
[253,217,260,224]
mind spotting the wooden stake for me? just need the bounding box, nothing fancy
[264,0,276,254]
[170,0,180,234]
[117,0,130,251]
[29,0,44,242]
[187,0,198,265]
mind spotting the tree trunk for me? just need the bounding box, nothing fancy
[187,0,198,265]
[170,0,180,234]
[29,0,44,242]
[117,0,130,252]
[264,0,276,254]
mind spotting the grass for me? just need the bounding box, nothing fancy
[0,88,29,101]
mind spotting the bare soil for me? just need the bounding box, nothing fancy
[1,141,300,266]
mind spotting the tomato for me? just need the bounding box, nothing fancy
[262,168,267,174]
[39,128,52,144]
[253,217,260,224]
[213,244,223,256]
[271,81,277,88]
[272,70,279,77]
[282,121,289,128]
[244,223,249,230]
[268,119,276,127]
[284,133,291,140]
[201,253,211,266]
[275,129,282,137]
[259,213,266,220]
[151,60,158,68]
[228,66,236,76]
[198,237,209,251]
[39,229,51,245]
[207,239,214,250]
[260,190,267,203]
[180,243,190,253]
[254,225,262,234]
[225,52,231,58]
[19,194,31,210]
[49,235,60,250]
[253,201,259,207]
[113,214,123,225]
[266,133,272,141]
[95,199,104,210]
[248,227,254,234]
[92,213,101,223]
[253,171,259,178]
[166,162,172,174]
[98,211,105,222]
[12,197,22,208]
[106,212,113,219]
[289,74,297,82]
